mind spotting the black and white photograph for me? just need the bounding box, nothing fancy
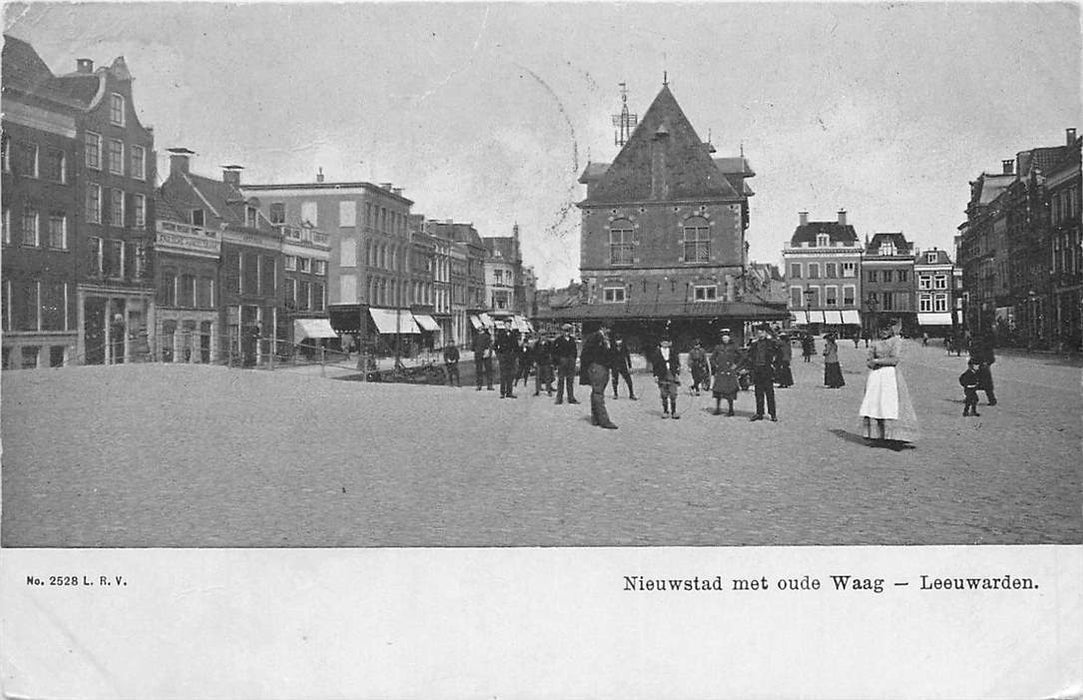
[1,2,1081,697]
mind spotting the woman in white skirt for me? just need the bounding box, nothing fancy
[858,318,919,448]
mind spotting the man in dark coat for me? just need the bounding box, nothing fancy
[747,324,781,422]
[494,320,520,398]
[579,322,618,429]
[972,333,997,405]
[533,332,556,396]
[609,334,637,400]
[648,333,682,419]
[551,323,580,405]
[473,328,494,391]
[443,343,461,387]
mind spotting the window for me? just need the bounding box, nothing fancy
[808,263,820,279]
[816,233,830,247]
[682,217,710,262]
[693,285,717,302]
[842,262,856,278]
[805,286,820,307]
[18,141,38,177]
[108,140,124,175]
[494,269,503,284]
[790,262,802,279]
[179,274,196,307]
[339,201,356,227]
[21,282,40,332]
[881,292,894,311]
[242,253,259,294]
[1,133,9,172]
[790,286,804,309]
[284,255,297,271]
[602,286,625,303]
[897,270,907,283]
[934,294,948,312]
[88,237,103,275]
[340,238,356,266]
[110,93,125,126]
[866,292,878,308]
[919,294,932,312]
[2,208,9,244]
[104,239,123,277]
[159,271,177,306]
[261,255,276,295]
[284,278,297,306]
[110,189,125,227]
[843,285,855,306]
[605,220,634,266]
[314,260,326,276]
[882,270,893,283]
[298,280,311,310]
[131,242,147,279]
[44,148,65,183]
[85,132,101,169]
[197,277,214,308]
[132,193,146,229]
[47,213,67,249]
[934,275,947,290]
[867,270,877,283]
[301,201,318,226]
[825,286,838,306]
[365,203,373,226]
[313,283,325,311]
[878,242,896,256]
[130,145,145,180]
[918,275,932,290]
[926,251,938,264]
[21,208,39,246]
[190,209,204,227]
[269,203,285,224]
[825,262,837,278]
[245,206,258,228]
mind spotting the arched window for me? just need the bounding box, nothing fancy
[609,220,634,265]
[683,217,710,263]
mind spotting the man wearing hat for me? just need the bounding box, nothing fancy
[473,327,494,391]
[610,333,637,400]
[552,323,580,405]
[648,329,683,419]
[533,331,556,396]
[494,318,520,398]
[747,323,781,421]
[579,322,618,428]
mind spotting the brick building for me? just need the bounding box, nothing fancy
[425,220,488,344]
[1047,130,1082,351]
[913,247,956,338]
[781,210,863,335]
[862,232,916,336]
[279,219,331,352]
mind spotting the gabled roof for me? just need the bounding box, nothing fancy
[428,221,484,248]
[154,187,188,224]
[975,173,1014,206]
[790,221,859,246]
[713,157,755,177]
[49,73,100,103]
[578,162,610,183]
[866,232,913,256]
[582,85,740,203]
[483,236,520,263]
[2,34,54,90]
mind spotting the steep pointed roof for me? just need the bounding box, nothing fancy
[866,232,913,256]
[583,85,739,203]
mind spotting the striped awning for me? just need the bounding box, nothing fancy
[841,309,861,325]
[369,308,420,334]
[917,312,953,326]
[294,318,338,340]
[469,315,483,330]
[824,310,844,325]
[413,313,441,332]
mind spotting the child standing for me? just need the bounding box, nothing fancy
[650,335,682,419]
[959,358,982,417]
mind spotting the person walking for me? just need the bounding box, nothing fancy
[801,333,815,363]
[972,333,997,406]
[823,332,845,388]
[648,333,682,419]
[494,320,519,398]
[709,329,741,416]
[959,357,982,417]
[473,328,494,391]
[747,324,781,422]
[443,342,461,387]
[858,317,919,448]
[552,323,580,405]
[775,332,794,388]
[533,332,556,397]
[687,338,710,396]
[610,334,637,400]
[579,323,618,429]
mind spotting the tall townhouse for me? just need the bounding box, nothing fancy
[913,247,955,338]
[161,151,282,365]
[421,216,454,345]
[958,163,1015,337]
[278,216,331,350]
[1,36,80,368]
[424,221,487,343]
[1048,130,1082,351]
[862,233,917,336]
[781,210,862,336]
[447,238,469,346]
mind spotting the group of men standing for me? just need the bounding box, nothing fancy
[461,321,585,402]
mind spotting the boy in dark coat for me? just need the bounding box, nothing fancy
[443,343,461,387]
[551,324,580,405]
[579,323,617,429]
[649,334,682,419]
[959,358,982,417]
[610,334,637,400]
[747,324,781,422]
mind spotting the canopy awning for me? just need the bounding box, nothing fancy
[468,314,483,330]
[369,308,420,334]
[824,310,844,325]
[808,310,826,323]
[413,313,441,332]
[478,312,494,328]
[511,315,531,333]
[917,312,954,326]
[841,309,861,325]
[294,318,338,340]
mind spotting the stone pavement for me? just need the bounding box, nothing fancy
[2,338,1080,547]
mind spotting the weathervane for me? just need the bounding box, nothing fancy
[611,82,638,147]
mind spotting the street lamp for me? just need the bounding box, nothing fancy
[803,287,814,331]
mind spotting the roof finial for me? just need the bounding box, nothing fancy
[740,141,745,157]
[663,70,668,86]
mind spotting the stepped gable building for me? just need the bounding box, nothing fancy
[782,210,863,335]
[862,232,917,336]
[545,81,784,349]
[913,247,956,337]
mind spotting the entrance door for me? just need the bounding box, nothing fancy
[84,297,107,365]
[200,321,212,363]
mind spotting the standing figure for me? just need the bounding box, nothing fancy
[823,332,845,388]
[687,338,710,396]
[971,333,997,406]
[648,334,682,419]
[801,334,815,363]
[494,320,520,398]
[852,331,860,349]
[579,323,618,429]
[552,323,580,405]
[533,332,556,396]
[922,331,929,347]
[959,357,982,417]
[516,333,534,388]
[747,324,781,422]
[443,343,461,387]
[709,329,741,416]
[610,334,637,400]
[858,318,919,448]
[473,328,494,391]
[775,333,794,388]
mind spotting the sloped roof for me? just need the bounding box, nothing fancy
[1019,146,1073,177]
[583,85,739,203]
[914,249,953,265]
[184,172,252,226]
[976,173,1014,205]
[50,73,100,103]
[790,221,859,246]
[536,300,789,321]
[154,188,188,223]
[483,236,519,263]
[2,34,54,90]
[713,157,755,177]
[428,221,484,248]
[866,232,913,256]
[578,162,611,183]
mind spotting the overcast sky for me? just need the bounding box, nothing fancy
[5,2,1080,288]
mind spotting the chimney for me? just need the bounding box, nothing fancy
[392,187,403,196]
[1068,128,1078,146]
[1002,159,1014,175]
[316,167,324,183]
[222,165,243,188]
[76,58,94,73]
[167,147,195,177]
[799,211,809,226]
[445,219,453,225]
[380,182,393,191]
[513,223,520,241]
[837,209,847,226]
[650,124,670,200]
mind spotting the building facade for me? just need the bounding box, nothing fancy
[781,210,863,335]
[913,247,955,337]
[862,232,916,335]
[280,221,330,348]
[1048,130,1082,351]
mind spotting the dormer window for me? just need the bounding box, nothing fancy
[190,209,205,227]
[110,94,125,126]
[245,206,258,228]
[816,233,830,247]
[926,251,938,264]
[879,243,896,256]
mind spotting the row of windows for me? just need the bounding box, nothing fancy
[789,285,858,308]
[1051,186,1081,226]
[284,256,326,275]
[283,279,326,312]
[607,218,711,265]
[867,269,909,283]
[917,274,950,290]
[86,237,148,279]
[1052,230,1083,275]
[1,279,73,332]
[2,208,69,249]
[917,293,951,313]
[788,261,858,279]
[222,251,278,297]
[86,184,146,228]
[864,292,912,311]
[601,283,720,304]
[1,136,68,183]
[159,273,215,309]
[85,132,146,180]
[280,200,407,234]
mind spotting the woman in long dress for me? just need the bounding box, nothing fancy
[858,318,919,448]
